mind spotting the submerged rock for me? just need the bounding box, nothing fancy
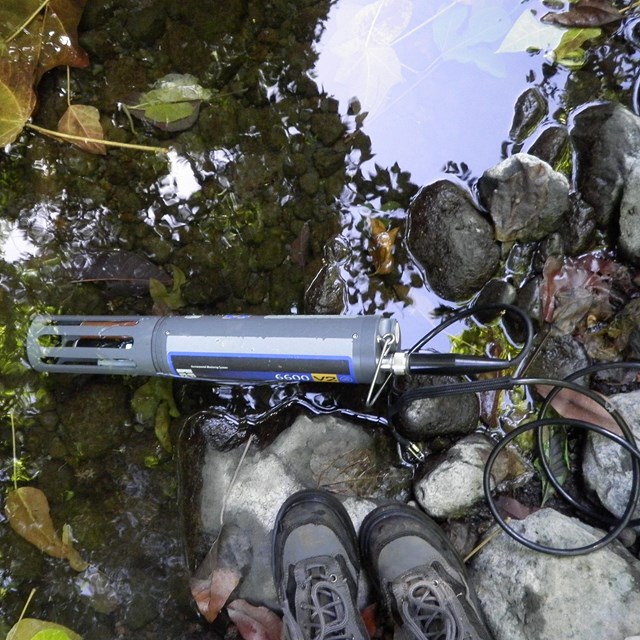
[470,508,640,640]
[408,180,500,301]
[478,153,570,243]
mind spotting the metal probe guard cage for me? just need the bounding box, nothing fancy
[26,314,401,386]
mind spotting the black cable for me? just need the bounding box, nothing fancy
[483,417,640,556]
[535,362,640,528]
[388,303,640,555]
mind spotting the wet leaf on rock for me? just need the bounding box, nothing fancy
[58,104,106,155]
[535,384,621,436]
[5,487,89,571]
[540,254,617,335]
[227,599,283,640]
[7,618,82,640]
[125,73,212,132]
[190,523,253,623]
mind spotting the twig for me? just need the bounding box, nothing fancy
[219,434,255,527]
[16,588,37,624]
[464,518,511,563]
[26,123,169,154]
[11,412,18,491]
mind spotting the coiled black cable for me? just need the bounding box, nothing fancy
[388,303,640,556]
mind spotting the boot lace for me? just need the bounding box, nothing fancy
[399,574,474,640]
[296,560,353,640]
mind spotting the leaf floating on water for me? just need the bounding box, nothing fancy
[370,217,399,276]
[541,0,622,28]
[190,523,253,623]
[36,0,90,80]
[125,73,212,132]
[7,618,82,640]
[554,27,602,68]
[496,9,564,53]
[5,487,89,571]
[58,105,106,155]
[227,599,283,640]
[0,31,39,145]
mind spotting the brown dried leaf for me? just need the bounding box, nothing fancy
[535,384,621,436]
[58,104,106,155]
[190,524,252,623]
[541,0,622,28]
[370,218,399,276]
[227,599,283,640]
[5,486,89,571]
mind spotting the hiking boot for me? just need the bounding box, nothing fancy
[360,502,494,640]
[272,489,369,640]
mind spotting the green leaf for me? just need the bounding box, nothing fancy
[149,265,186,311]
[7,618,82,640]
[125,73,211,132]
[132,378,179,452]
[554,27,601,69]
[496,9,564,54]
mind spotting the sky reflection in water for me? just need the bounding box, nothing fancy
[313,0,566,186]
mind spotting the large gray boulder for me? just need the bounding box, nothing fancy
[477,153,570,243]
[470,509,640,640]
[571,102,640,262]
[583,390,640,522]
[408,180,500,301]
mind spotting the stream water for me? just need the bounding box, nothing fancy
[1,0,639,638]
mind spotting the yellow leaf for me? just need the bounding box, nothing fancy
[5,487,89,571]
[57,104,106,155]
[7,618,82,640]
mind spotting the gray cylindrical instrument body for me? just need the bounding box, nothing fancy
[27,314,400,384]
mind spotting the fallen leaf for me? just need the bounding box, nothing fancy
[36,0,89,80]
[125,73,211,132]
[554,27,602,68]
[497,9,564,54]
[494,495,539,520]
[541,1,622,28]
[370,218,399,276]
[5,487,89,571]
[227,599,283,640]
[0,33,39,145]
[190,523,252,623]
[535,384,621,436]
[7,618,82,640]
[58,104,106,155]
[360,603,378,638]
